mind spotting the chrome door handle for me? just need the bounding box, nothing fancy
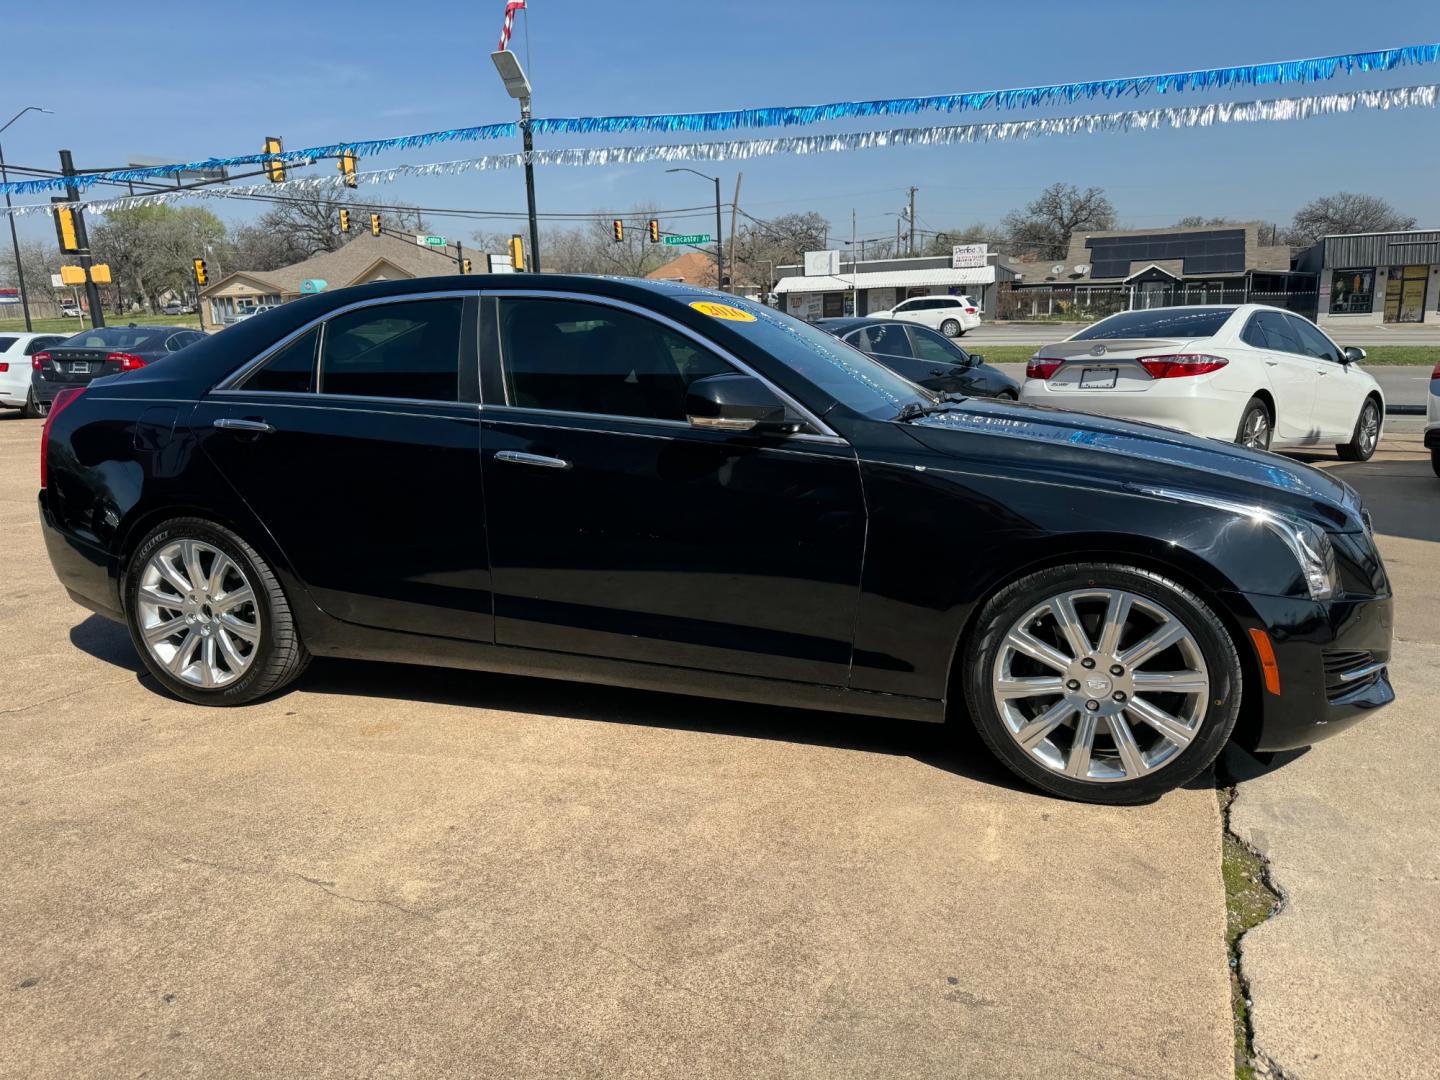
[494,450,571,470]
[213,418,274,433]
[1264,361,1278,367]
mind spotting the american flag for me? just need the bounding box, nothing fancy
[498,0,526,51]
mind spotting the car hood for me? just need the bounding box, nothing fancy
[896,397,1363,530]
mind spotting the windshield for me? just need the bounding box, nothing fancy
[1072,307,1234,340]
[679,295,929,419]
[60,327,170,350]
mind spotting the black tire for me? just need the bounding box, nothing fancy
[1234,396,1272,451]
[21,389,45,419]
[939,318,961,338]
[996,390,1018,401]
[961,563,1242,805]
[123,517,309,705]
[1432,448,1440,479]
[1336,397,1381,461]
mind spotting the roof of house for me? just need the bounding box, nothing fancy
[201,233,462,298]
[646,250,719,287]
[774,265,1003,294]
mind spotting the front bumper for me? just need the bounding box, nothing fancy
[1235,590,1395,752]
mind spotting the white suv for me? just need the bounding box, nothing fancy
[872,294,982,337]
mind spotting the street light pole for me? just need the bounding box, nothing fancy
[491,49,541,273]
[0,106,52,332]
[666,167,725,292]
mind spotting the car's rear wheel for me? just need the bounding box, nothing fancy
[962,564,1242,804]
[940,318,962,338]
[1337,397,1381,461]
[1235,397,1271,451]
[21,390,45,419]
[124,518,309,705]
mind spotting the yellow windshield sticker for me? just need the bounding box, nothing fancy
[689,300,756,322]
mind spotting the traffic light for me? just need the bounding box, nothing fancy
[53,204,80,254]
[263,136,285,183]
[648,219,660,244]
[338,150,358,188]
[88,263,112,285]
[339,209,351,233]
[193,258,208,287]
[612,219,624,243]
[59,265,86,286]
[370,213,382,237]
[509,235,524,272]
[462,258,472,274]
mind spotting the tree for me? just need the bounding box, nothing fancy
[89,205,227,312]
[1285,192,1417,247]
[250,195,428,260]
[1002,183,1116,259]
[920,223,1003,257]
[224,223,311,272]
[0,238,68,308]
[730,211,829,294]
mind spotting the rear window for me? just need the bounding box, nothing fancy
[59,327,170,350]
[1072,308,1234,341]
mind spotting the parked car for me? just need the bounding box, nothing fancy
[226,304,279,326]
[27,324,205,416]
[869,294,982,337]
[60,303,83,318]
[815,317,1020,399]
[1427,360,1440,477]
[39,277,1392,804]
[1020,305,1385,459]
[1,333,70,409]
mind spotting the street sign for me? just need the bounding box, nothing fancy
[0,296,18,305]
[417,235,447,247]
[803,250,841,276]
[951,243,988,269]
[51,274,65,288]
[664,233,712,246]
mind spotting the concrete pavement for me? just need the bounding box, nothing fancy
[0,412,1233,1079]
[1228,432,1440,1079]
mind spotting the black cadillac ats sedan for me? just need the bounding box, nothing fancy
[38,276,1394,804]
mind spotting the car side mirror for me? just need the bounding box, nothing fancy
[1342,346,1366,364]
[968,352,985,366]
[685,373,801,434]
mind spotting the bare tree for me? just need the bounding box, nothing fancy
[253,195,429,258]
[730,211,829,294]
[1285,192,1417,247]
[1002,183,1116,260]
[920,223,1004,257]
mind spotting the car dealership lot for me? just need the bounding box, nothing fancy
[1,414,1435,1078]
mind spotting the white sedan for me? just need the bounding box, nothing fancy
[1020,304,1385,459]
[870,294,982,337]
[0,331,70,410]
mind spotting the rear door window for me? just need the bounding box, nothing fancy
[847,324,914,358]
[239,327,320,393]
[0,336,16,352]
[319,299,463,401]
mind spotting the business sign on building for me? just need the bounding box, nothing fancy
[952,243,989,269]
[803,250,841,277]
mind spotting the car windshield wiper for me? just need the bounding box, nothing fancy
[894,394,967,422]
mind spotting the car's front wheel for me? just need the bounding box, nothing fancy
[940,318,961,337]
[962,564,1242,804]
[124,518,309,705]
[1337,397,1381,461]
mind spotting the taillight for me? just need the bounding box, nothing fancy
[0,363,8,373]
[1026,357,1064,380]
[1430,361,1440,380]
[32,351,50,371]
[964,307,977,314]
[107,351,146,371]
[40,385,86,488]
[1137,354,1229,379]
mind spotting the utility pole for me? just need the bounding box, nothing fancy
[0,140,31,330]
[728,172,742,296]
[59,150,104,328]
[520,97,541,272]
[907,186,918,256]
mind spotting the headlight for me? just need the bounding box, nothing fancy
[1143,488,1338,601]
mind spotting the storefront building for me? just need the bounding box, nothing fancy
[771,255,1017,321]
[1298,229,1440,327]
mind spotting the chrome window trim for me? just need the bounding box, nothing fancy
[215,290,481,393]
[484,288,840,439]
[480,401,845,445]
[485,411,850,457]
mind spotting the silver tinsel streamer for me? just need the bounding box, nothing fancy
[5,84,1434,219]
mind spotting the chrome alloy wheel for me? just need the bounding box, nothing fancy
[1241,408,1270,450]
[136,540,260,688]
[991,589,1210,783]
[1357,401,1380,457]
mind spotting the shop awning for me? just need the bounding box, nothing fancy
[774,266,998,294]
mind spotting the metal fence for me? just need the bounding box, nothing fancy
[997,285,1319,322]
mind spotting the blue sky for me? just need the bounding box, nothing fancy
[4,0,1439,249]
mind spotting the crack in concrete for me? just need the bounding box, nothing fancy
[0,677,140,717]
[167,851,431,920]
[1219,773,1290,1080]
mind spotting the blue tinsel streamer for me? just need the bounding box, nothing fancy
[4,42,1436,197]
